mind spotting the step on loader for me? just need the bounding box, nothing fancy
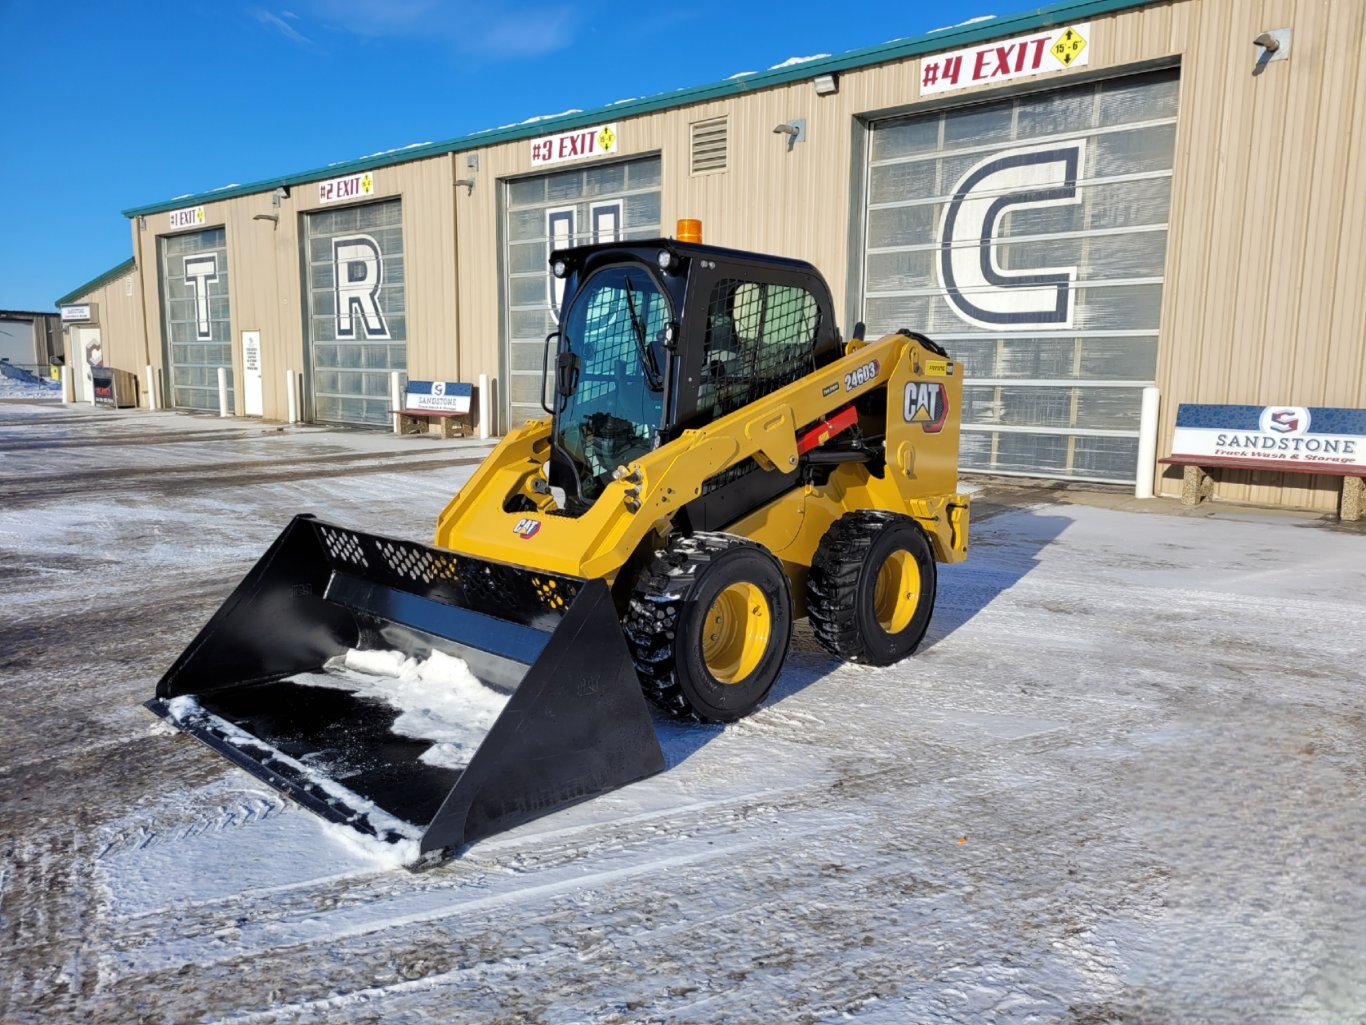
[148,222,970,866]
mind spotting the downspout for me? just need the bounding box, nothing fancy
[131,214,155,404]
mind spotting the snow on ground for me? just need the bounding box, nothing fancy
[1,401,1364,1024]
[0,376,61,399]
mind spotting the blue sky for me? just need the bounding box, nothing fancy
[0,0,1042,310]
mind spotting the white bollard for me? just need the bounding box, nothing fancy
[217,368,230,417]
[1134,385,1160,499]
[391,371,403,435]
[61,365,73,404]
[286,369,298,424]
[145,365,158,410]
[478,372,491,439]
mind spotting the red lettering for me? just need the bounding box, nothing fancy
[993,45,1013,76]
[973,48,992,80]
[1029,37,1047,69]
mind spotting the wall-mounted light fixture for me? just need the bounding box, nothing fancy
[271,186,290,207]
[136,215,146,230]
[454,177,476,194]
[773,119,806,152]
[253,213,279,227]
[812,73,839,96]
[1253,28,1291,71]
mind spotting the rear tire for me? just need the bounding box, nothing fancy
[806,511,936,665]
[625,533,792,722]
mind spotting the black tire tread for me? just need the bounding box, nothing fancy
[806,510,931,664]
[624,532,774,721]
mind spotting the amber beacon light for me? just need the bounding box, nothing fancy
[676,218,703,244]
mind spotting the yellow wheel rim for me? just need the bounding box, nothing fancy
[873,549,921,634]
[701,582,770,684]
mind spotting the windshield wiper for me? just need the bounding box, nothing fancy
[622,276,663,391]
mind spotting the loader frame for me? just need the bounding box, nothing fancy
[435,330,970,598]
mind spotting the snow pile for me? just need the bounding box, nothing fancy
[929,14,996,32]
[769,54,831,69]
[305,648,511,770]
[0,376,61,399]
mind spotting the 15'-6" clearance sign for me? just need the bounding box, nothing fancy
[920,23,1090,95]
[530,123,619,167]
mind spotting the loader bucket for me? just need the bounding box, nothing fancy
[147,514,665,863]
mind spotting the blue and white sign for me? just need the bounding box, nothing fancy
[1172,404,1366,473]
[405,380,472,414]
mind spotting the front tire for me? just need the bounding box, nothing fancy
[625,533,792,722]
[806,511,937,665]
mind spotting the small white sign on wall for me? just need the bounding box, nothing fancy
[241,330,264,416]
[318,172,376,205]
[919,23,1091,96]
[168,206,207,230]
[530,123,619,167]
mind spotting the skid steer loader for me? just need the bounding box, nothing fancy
[148,223,970,865]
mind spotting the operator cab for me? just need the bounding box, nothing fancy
[545,223,842,515]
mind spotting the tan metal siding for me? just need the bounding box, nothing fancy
[132,154,458,420]
[66,260,147,390]
[1152,0,1366,511]
[113,0,1363,515]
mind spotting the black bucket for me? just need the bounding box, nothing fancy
[147,514,665,863]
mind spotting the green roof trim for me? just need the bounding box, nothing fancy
[122,0,1154,218]
[56,257,137,307]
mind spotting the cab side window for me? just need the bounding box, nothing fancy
[698,279,820,420]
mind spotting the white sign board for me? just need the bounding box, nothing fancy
[241,330,263,416]
[60,303,95,323]
[168,206,207,230]
[404,381,472,414]
[530,123,619,167]
[920,23,1090,96]
[318,172,376,205]
[1171,404,1366,473]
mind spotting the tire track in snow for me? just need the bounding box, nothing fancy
[93,791,288,861]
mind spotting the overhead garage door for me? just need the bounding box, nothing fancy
[504,156,661,429]
[862,68,1178,482]
[160,227,232,412]
[304,199,407,427]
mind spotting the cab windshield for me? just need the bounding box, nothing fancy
[554,264,669,501]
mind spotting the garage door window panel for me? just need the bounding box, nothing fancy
[862,68,1177,483]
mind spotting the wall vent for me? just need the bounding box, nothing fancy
[690,117,728,174]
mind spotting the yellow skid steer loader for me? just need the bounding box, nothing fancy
[148,224,970,864]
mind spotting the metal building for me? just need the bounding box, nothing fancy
[66,0,1365,514]
[54,259,145,403]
